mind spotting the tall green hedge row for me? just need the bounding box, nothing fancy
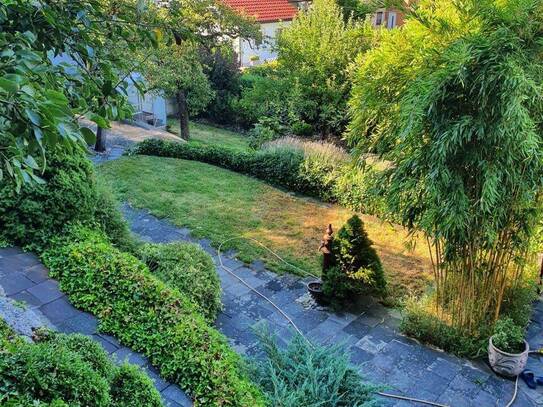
[42,226,265,407]
[130,139,388,218]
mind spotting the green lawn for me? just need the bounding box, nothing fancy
[98,156,432,302]
[167,119,250,152]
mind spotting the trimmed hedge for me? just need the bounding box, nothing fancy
[138,242,222,321]
[0,327,162,407]
[42,226,265,407]
[130,139,388,218]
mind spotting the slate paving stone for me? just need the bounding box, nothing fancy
[349,346,374,364]
[306,316,343,344]
[57,312,98,335]
[11,290,43,308]
[113,347,149,367]
[291,309,328,333]
[0,253,41,270]
[342,315,373,339]
[23,264,50,284]
[27,279,63,304]
[92,334,119,354]
[427,357,463,380]
[162,384,192,407]
[144,365,170,392]
[1,273,35,296]
[39,296,79,324]
[0,247,25,257]
[231,266,268,288]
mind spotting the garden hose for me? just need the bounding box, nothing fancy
[216,236,520,407]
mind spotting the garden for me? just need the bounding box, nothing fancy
[1,0,543,406]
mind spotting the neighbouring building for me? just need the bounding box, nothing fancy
[222,0,301,67]
[371,7,405,29]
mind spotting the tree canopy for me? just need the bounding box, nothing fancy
[0,0,157,189]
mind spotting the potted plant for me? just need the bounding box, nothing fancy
[488,317,529,377]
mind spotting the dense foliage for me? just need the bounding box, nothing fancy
[131,138,387,217]
[0,328,161,407]
[0,147,133,251]
[233,0,370,139]
[138,242,222,321]
[492,317,526,354]
[323,215,386,302]
[349,0,543,338]
[0,0,157,187]
[250,328,378,406]
[42,225,264,406]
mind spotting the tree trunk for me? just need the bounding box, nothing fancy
[95,126,107,152]
[177,90,190,140]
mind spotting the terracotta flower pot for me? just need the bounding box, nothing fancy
[488,336,529,377]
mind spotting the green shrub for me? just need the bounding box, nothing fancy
[0,328,163,407]
[250,327,379,406]
[492,317,526,354]
[94,182,137,253]
[323,215,386,303]
[110,364,163,407]
[1,340,112,406]
[400,298,486,358]
[0,147,136,253]
[138,242,222,321]
[47,333,114,380]
[0,147,96,250]
[42,225,265,406]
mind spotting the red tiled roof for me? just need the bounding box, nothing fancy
[223,0,298,23]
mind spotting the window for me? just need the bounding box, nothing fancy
[375,11,383,26]
[387,12,397,29]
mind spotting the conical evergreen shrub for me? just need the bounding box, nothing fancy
[323,215,386,302]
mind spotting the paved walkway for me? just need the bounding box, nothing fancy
[121,204,543,407]
[0,248,191,407]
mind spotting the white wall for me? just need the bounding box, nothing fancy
[236,21,291,67]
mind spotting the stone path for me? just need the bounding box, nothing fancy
[0,247,191,407]
[122,204,543,407]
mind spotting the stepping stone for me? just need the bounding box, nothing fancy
[39,296,79,324]
[23,264,50,284]
[1,272,35,295]
[162,384,192,407]
[27,279,63,304]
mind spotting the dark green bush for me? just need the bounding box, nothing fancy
[0,328,163,407]
[0,147,136,253]
[250,327,379,406]
[138,242,222,321]
[94,182,137,253]
[323,215,386,303]
[42,225,265,406]
[110,364,163,407]
[1,340,112,406]
[0,147,96,250]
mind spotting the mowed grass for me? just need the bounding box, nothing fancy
[167,119,250,152]
[98,156,432,303]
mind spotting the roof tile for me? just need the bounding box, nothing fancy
[223,0,298,23]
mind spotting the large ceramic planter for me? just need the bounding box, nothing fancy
[488,336,529,377]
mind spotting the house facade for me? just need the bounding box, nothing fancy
[371,7,405,29]
[223,0,300,67]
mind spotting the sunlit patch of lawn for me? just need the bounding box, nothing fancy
[166,119,250,152]
[98,155,432,304]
